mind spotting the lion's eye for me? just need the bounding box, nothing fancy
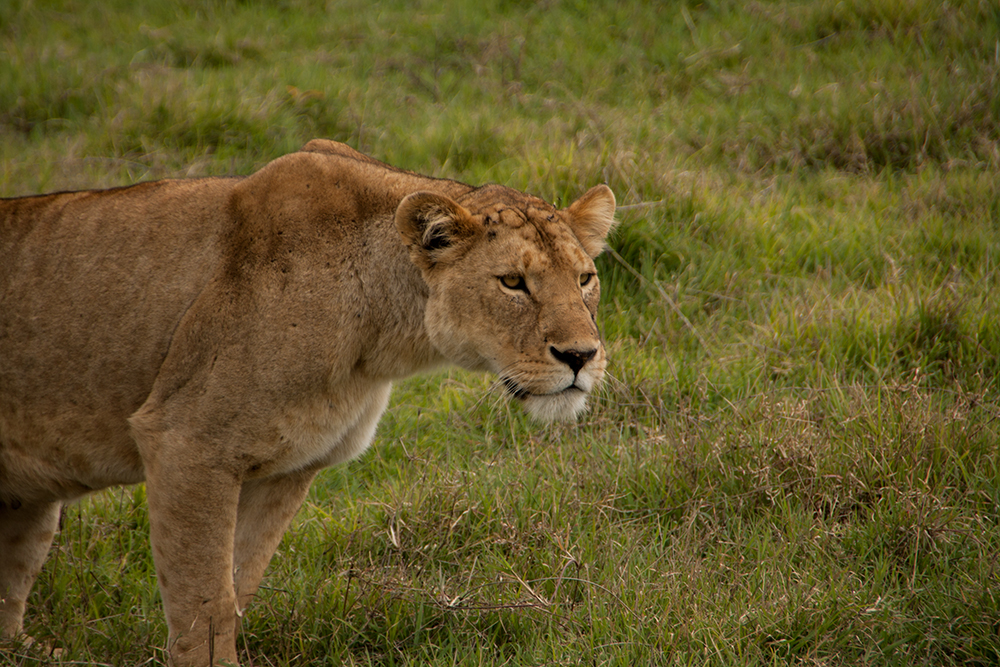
[500,275,528,293]
[580,273,594,287]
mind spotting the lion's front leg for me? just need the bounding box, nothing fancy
[232,471,316,613]
[143,449,242,667]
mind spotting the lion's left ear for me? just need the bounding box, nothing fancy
[396,191,477,270]
[565,185,617,258]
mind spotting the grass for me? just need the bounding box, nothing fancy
[3,0,1000,665]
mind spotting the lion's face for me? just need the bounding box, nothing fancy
[396,184,616,421]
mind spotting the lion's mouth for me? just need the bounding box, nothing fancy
[502,378,583,401]
[502,378,532,400]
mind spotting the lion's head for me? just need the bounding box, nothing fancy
[396,183,617,421]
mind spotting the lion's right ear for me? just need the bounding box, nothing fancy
[565,184,617,258]
[395,192,476,269]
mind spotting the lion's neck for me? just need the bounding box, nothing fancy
[348,216,446,381]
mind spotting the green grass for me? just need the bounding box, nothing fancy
[3,0,1000,665]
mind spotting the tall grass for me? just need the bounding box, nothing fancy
[3,0,1000,665]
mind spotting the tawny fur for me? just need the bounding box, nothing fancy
[0,140,616,666]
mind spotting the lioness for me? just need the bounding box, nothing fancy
[0,139,615,666]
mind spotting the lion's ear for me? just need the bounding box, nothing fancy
[565,185,617,258]
[396,192,476,269]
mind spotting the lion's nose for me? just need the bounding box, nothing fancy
[550,346,597,375]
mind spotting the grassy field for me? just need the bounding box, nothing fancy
[3,0,1000,665]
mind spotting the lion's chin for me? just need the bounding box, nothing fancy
[520,387,589,422]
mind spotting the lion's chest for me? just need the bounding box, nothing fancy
[259,380,391,478]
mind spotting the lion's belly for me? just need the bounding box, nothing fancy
[0,416,145,504]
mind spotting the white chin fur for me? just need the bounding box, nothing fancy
[521,389,589,422]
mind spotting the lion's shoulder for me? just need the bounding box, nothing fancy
[227,141,475,231]
[299,138,392,166]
